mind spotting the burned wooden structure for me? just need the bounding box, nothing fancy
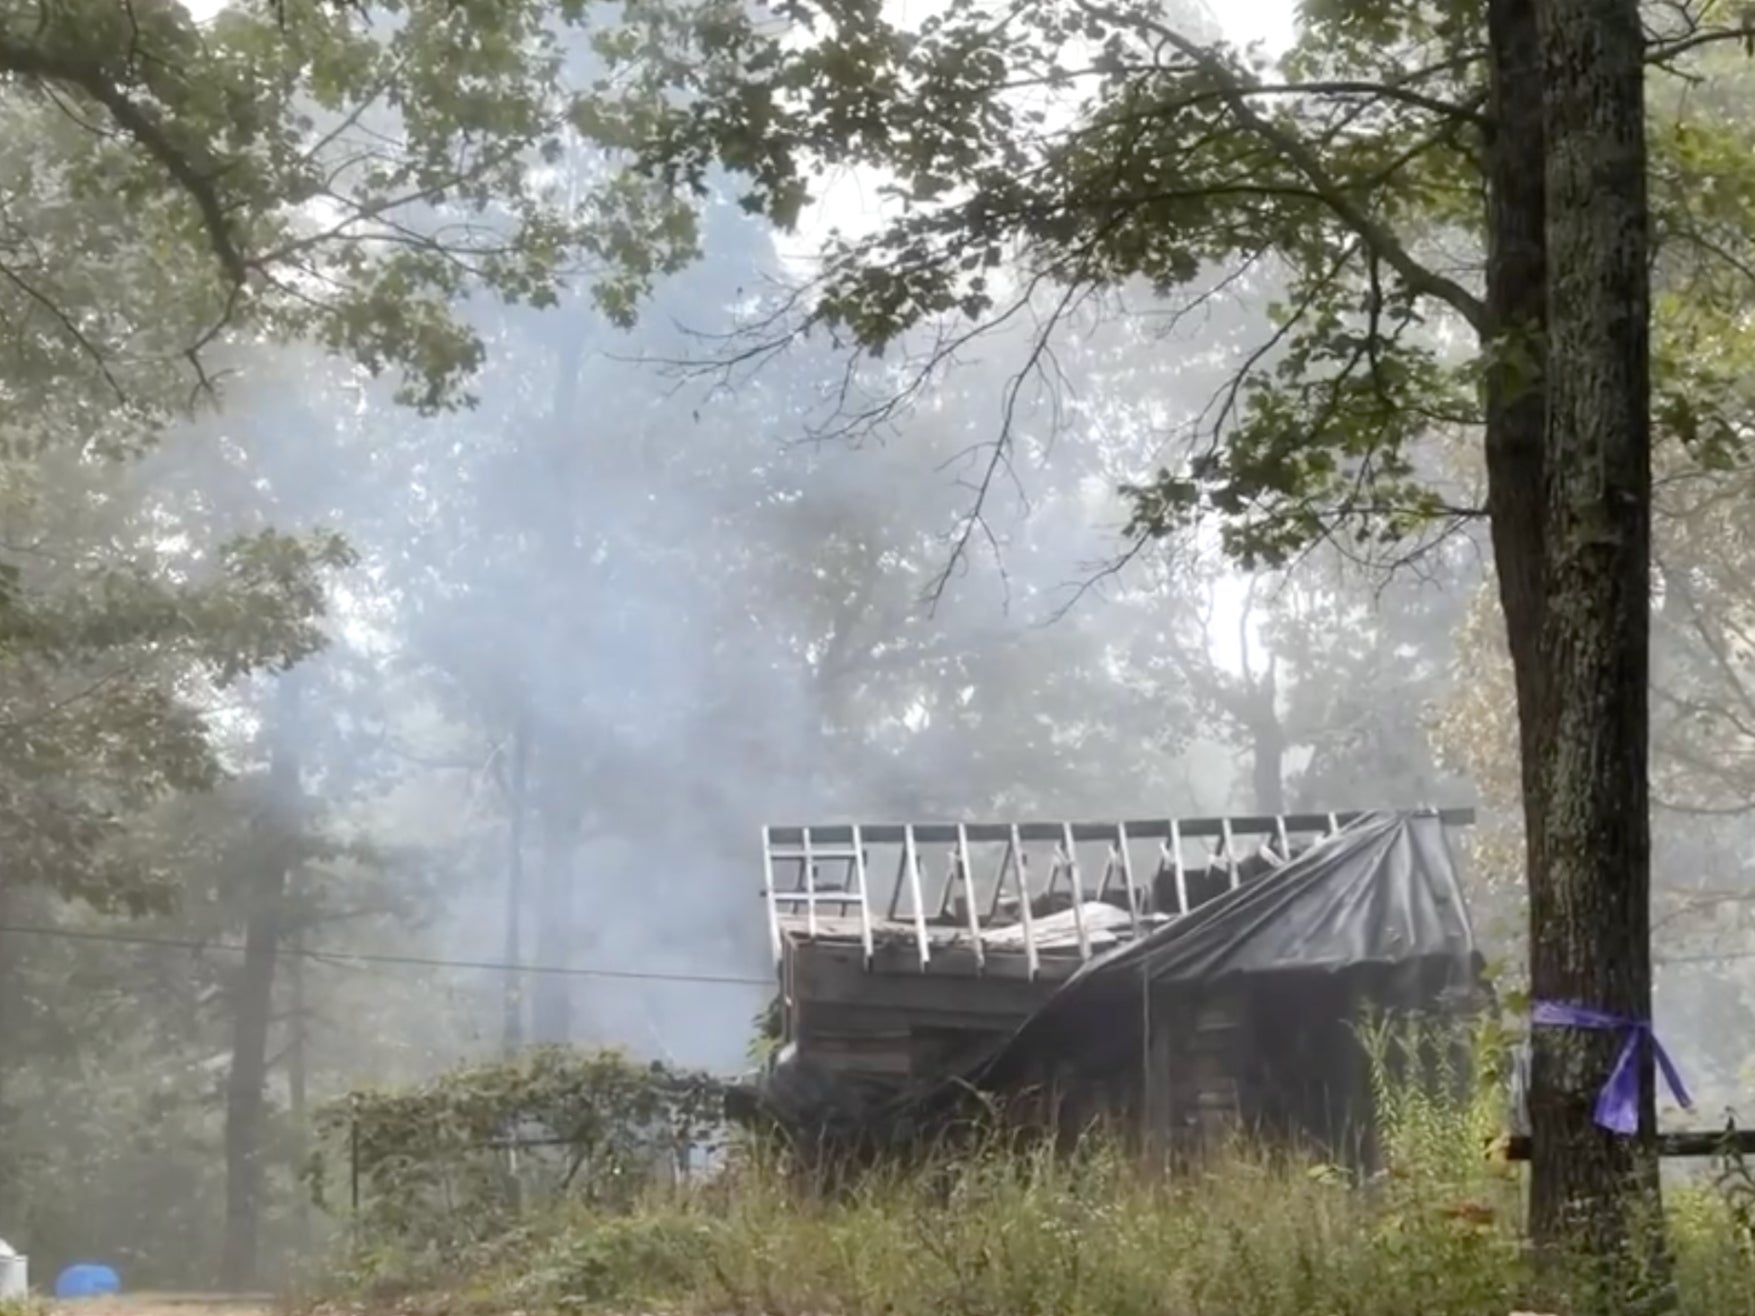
[744,808,1482,1162]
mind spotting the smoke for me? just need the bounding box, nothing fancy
[108,10,1484,1086]
[151,228,1272,1075]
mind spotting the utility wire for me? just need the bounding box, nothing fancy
[0,922,775,987]
[1653,947,1755,967]
[5,919,1753,978]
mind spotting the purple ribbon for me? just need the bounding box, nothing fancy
[1531,1000,1692,1135]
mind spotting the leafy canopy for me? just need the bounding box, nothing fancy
[576,0,1755,565]
[0,0,699,417]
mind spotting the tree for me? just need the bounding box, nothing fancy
[567,0,1755,1259]
[0,0,699,420]
[1527,0,1654,1261]
[0,0,713,1280]
[1140,540,1475,816]
[0,424,357,1283]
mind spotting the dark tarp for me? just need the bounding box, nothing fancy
[735,809,1484,1143]
[1101,806,1474,984]
[970,807,1480,1087]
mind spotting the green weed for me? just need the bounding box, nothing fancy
[317,1021,1755,1316]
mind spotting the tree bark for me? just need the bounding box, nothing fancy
[0,885,15,1200]
[1526,0,1658,1266]
[287,891,311,1254]
[223,670,304,1291]
[1483,0,1550,812]
[1483,0,1561,1234]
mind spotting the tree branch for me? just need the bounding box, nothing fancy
[0,33,249,288]
[1646,22,1755,67]
[1075,1,1488,332]
[1161,76,1490,129]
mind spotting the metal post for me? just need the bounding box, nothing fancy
[349,1106,361,1216]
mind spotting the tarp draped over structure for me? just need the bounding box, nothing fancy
[1111,807,1474,983]
[970,809,1478,1085]
[742,809,1483,1143]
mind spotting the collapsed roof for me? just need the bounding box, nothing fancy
[740,808,1482,1143]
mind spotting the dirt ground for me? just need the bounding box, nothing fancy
[48,1295,277,1316]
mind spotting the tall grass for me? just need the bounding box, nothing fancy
[322,1021,1755,1316]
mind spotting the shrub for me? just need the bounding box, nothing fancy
[310,1024,1755,1316]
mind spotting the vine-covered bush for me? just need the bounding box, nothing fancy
[309,1046,725,1260]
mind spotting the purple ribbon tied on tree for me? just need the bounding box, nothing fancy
[1531,1000,1693,1136]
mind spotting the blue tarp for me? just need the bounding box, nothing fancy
[54,1264,120,1299]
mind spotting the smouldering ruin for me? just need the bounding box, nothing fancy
[746,808,1484,1161]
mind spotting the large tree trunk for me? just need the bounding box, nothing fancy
[1484,0,1661,1265]
[223,672,304,1291]
[287,883,311,1254]
[1483,0,1550,799]
[1524,0,1658,1261]
[0,887,15,1200]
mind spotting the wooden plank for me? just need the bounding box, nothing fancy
[767,808,1476,849]
[851,823,875,965]
[799,999,1031,1037]
[1116,822,1141,931]
[762,825,784,963]
[857,940,1085,981]
[1144,999,1178,1143]
[1061,821,1091,960]
[1196,1000,1244,1030]
[802,826,820,941]
[795,1014,911,1043]
[1498,1130,1755,1161]
[957,825,985,970]
[778,914,1101,969]
[903,825,932,967]
[778,911,957,945]
[781,936,796,1044]
[910,1026,1013,1076]
[1194,1019,1243,1037]
[979,904,1133,955]
[1010,824,1039,979]
[803,1046,914,1076]
[1167,818,1189,916]
[791,942,1062,1017]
